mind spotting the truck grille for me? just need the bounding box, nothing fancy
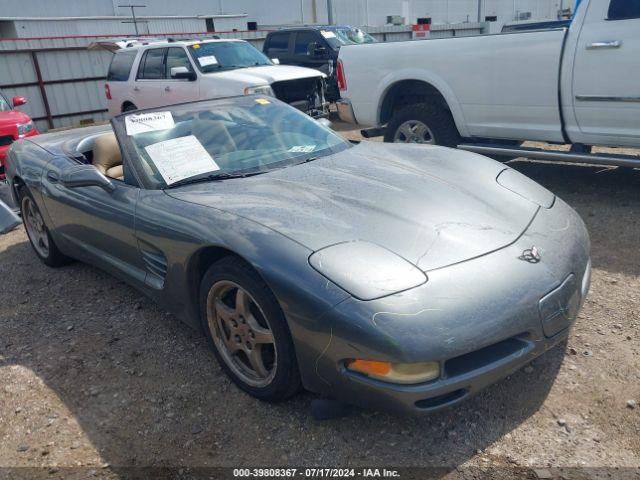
[271,77,326,116]
[0,135,13,147]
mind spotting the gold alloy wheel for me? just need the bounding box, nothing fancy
[206,280,277,387]
[22,196,50,258]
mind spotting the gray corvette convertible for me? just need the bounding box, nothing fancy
[6,95,590,414]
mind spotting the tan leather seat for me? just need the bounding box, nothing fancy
[93,133,124,180]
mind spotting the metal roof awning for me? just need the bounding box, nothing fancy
[87,38,164,52]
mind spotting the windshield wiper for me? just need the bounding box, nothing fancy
[165,170,269,189]
[165,172,248,189]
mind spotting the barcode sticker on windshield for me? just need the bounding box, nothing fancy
[198,55,218,67]
[145,135,220,185]
[320,30,336,39]
[289,145,316,153]
[125,111,175,136]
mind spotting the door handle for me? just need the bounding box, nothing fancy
[134,86,140,92]
[587,40,622,50]
[46,171,59,183]
[165,86,171,92]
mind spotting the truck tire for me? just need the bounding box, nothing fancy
[384,103,461,148]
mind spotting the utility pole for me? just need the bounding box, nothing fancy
[119,4,146,36]
[327,0,334,25]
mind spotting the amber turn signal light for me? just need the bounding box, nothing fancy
[346,359,440,384]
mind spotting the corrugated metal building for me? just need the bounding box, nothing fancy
[0,0,576,38]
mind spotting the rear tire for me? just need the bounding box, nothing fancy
[122,103,137,113]
[199,256,302,402]
[384,103,461,148]
[19,188,70,268]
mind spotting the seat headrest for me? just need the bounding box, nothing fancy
[93,133,122,175]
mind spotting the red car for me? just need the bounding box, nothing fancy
[0,89,39,179]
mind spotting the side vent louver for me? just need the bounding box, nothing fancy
[139,243,167,288]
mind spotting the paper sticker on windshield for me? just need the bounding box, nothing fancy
[289,145,316,153]
[255,98,271,105]
[320,30,336,39]
[125,111,175,136]
[145,135,220,185]
[198,55,218,67]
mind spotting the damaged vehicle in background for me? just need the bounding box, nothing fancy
[5,96,590,415]
[263,26,376,102]
[0,88,38,179]
[94,38,328,118]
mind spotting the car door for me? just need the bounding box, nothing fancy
[264,32,293,64]
[293,31,331,74]
[163,47,199,105]
[133,47,168,109]
[40,151,147,288]
[571,0,640,143]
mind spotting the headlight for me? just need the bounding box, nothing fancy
[496,168,555,208]
[17,120,35,136]
[244,85,274,96]
[309,241,427,300]
[346,359,440,384]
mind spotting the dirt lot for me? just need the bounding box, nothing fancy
[0,123,639,479]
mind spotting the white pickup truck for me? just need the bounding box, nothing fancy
[337,0,640,167]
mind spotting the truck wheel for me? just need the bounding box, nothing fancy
[122,103,137,113]
[384,103,461,148]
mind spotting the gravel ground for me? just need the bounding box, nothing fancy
[0,122,639,479]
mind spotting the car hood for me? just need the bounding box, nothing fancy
[207,65,324,84]
[166,142,541,272]
[0,110,31,133]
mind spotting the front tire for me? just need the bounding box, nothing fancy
[19,189,70,268]
[384,103,461,147]
[199,256,302,402]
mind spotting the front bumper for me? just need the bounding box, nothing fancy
[301,198,591,415]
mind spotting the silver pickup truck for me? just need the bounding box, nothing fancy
[337,0,640,167]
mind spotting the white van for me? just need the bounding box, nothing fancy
[97,38,328,118]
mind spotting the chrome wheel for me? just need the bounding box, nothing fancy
[206,280,277,388]
[393,120,435,144]
[22,196,50,258]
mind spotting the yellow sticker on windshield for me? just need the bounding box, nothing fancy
[192,43,200,49]
[255,98,271,105]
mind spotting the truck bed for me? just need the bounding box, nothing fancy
[340,29,568,143]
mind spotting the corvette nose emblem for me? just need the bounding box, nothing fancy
[520,246,541,264]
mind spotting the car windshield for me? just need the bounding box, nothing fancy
[0,93,10,111]
[113,96,351,189]
[323,28,376,49]
[188,41,272,73]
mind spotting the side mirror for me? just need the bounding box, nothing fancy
[12,96,27,107]
[271,58,280,64]
[60,166,116,193]
[170,66,196,81]
[308,42,327,58]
